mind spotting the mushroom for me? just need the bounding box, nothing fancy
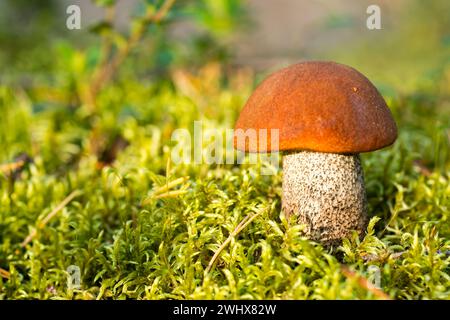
[234,61,397,246]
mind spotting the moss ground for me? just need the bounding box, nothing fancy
[0,65,449,299]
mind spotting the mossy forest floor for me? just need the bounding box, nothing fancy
[0,64,449,299]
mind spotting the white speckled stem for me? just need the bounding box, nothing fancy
[282,151,368,246]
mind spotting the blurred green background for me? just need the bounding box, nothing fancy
[1,0,448,173]
[1,0,450,91]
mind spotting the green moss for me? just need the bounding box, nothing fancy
[0,67,448,300]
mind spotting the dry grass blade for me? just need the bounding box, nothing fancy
[153,176,189,195]
[341,265,391,300]
[0,268,10,279]
[205,208,265,275]
[142,176,190,204]
[362,251,406,262]
[151,0,176,23]
[0,160,25,175]
[153,190,188,200]
[21,190,82,247]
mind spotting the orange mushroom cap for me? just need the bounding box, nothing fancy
[234,61,398,153]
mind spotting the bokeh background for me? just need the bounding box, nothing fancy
[1,0,450,91]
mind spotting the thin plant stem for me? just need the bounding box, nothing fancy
[21,190,82,247]
[87,0,176,110]
[205,208,265,275]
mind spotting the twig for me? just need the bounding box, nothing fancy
[0,268,10,279]
[151,0,176,23]
[88,6,116,105]
[413,160,432,177]
[341,265,391,300]
[87,0,176,108]
[362,251,406,262]
[0,160,26,175]
[97,6,116,69]
[21,190,82,247]
[205,208,265,275]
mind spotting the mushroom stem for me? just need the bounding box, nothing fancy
[282,151,368,246]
